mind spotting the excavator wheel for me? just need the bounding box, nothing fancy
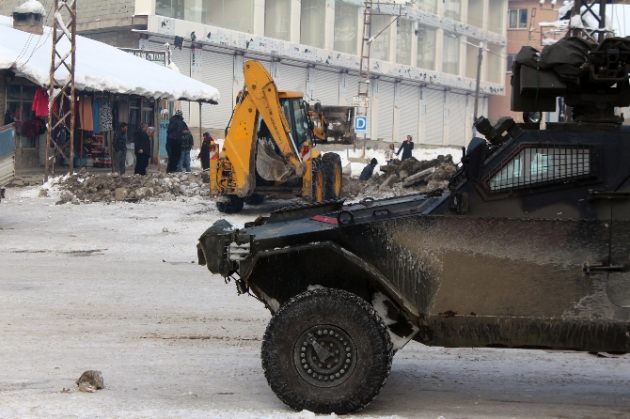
[262,288,393,414]
[322,153,342,200]
[216,195,244,214]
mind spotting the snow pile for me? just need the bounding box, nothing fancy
[342,154,457,199]
[49,170,209,204]
[13,0,46,15]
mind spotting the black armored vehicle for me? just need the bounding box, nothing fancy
[198,3,629,414]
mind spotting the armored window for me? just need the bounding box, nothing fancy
[488,146,592,191]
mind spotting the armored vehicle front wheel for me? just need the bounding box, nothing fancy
[262,288,393,414]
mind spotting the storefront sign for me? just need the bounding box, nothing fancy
[120,49,167,67]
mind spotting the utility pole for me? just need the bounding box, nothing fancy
[473,41,484,123]
[355,1,405,151]
[45,0,77,181]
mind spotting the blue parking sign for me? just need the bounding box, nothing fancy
[355,116,367,134]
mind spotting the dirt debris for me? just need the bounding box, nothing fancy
[76,370,104,393]
[343,155,457,199]
[53,169,209,204]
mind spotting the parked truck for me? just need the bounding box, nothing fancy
[209,60,342,213]
[198,2,630,414]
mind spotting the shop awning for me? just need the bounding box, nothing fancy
[0,15,220,104]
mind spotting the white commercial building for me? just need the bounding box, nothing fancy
[1,0,508,146]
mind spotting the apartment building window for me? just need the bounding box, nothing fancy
[468,0,483,28]
[444,0,462,21]
[265,0,291,41]
[416,25,436,70]
[371,14,392,61]
[508,8,528,29]
[416,0,438,15]
[156,0,184,20]
[205,0,255,33]
[489,0,507,33]
[486,44,504,83]
[334,1,359,54]
[396,19,412,65]
[465,41,481,79]
[443,33,460,75]
[301,0,326,49]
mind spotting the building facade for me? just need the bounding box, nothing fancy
[2,0,508,147]
[488,0,560,123]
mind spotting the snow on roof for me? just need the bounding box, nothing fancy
[0,15,219,103]
[13,0,46,16]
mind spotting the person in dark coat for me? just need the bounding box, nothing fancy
[178,128,194,172]
[359,158,378,181]
[134,122,151,175]
[198,132,213,171]
[396,135,414,160]
[166,110,186,173]
[112,122,128,175]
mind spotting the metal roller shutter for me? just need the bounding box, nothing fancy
[423,88,444,145]
[377,80,394,141]
[446,92,467,146]
[276,64,307,92]
[398,83,420,142]
[199,51,234,129]
[340,73,360,106]
[312,69,339,105]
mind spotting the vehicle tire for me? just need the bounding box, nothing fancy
[322,153,342,200]
[216,195,244,213]
[244,194,265,205]
[262,288,393,414]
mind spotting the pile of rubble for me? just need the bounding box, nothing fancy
[343,155,457,198]
[51,170,209,204]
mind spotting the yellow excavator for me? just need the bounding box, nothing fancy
[210,60,342,213]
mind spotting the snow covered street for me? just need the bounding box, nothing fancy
[0,188,629,418]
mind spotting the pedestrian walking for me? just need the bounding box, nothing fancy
[198,132,213,171]
[112,122,128,175]
[166,110,185,173]
[396,135,414,160]
[178,128,194,172]
[359,158,378,181]
[134,122,151,175]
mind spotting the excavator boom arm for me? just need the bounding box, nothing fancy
[242,60,305,177]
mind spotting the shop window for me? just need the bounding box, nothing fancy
[334,1,359,54]
[442,33,460,75]
[129,97,155,137]
[396,19,412,65]
[444,0,461,21]
[416,0,438,15]
[265,0,291,41]
[508,8,528,29]
[6,80,38,148]
[205,0,254,33]
[468,0,483,28]
[371,14,392,62]
[416,25,436,70]
[487,146,593,191]
[156,0,185,20]
[301,0,326,49]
